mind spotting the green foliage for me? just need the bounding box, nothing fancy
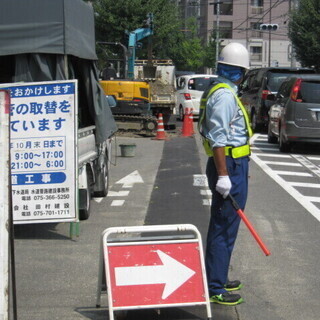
[203,31,217,71]
[288,0,320,71]
[93,0,180,66]
[93,0,216,72]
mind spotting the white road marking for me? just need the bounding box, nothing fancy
[274,171,312,177]
[263,161,302,167]
[307,156,320,161]
[251,146,278,151]
[111,200,125,206]
[289,182,320,188]
[193,174,208,187]
[292,154,320,177]
[203,199,212,206]
[193,175,211,206]
[255,153,291,158]
[93,197,104,203]
[250,134,320,222]
[304,196,320,203]
[201,189,212,196]
[116,170,144,188]
[108,191,130,197]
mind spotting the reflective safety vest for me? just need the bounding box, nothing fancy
[198,83,253,157]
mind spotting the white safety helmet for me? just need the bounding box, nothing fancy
[218,43,250,69]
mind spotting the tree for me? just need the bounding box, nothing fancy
[92,0,216,73]
[171,17,208,72]
[203,31,217,72]
[93,0,182,67]
[288,0,320,71]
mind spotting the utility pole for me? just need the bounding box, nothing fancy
[216,1,221,70]
[268,0,271,67]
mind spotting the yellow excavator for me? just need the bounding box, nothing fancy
[99,79,157,131]
[99,14,158,132]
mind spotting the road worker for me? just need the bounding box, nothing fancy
[198,42,253,305]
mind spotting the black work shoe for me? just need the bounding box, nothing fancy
[225,280,243,291]
[210,292,244,305]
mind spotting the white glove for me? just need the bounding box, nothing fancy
[216,176,232,199]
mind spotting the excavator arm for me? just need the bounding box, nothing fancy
[127,13,154,79]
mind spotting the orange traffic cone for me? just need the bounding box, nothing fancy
[154,113,166,140]
[182,108,193,137]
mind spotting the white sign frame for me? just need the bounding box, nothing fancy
[0,81,78,224]
[96,224,212,320]
[0,90,10,320]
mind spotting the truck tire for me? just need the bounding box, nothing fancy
[79,166,92,220]
[79,188,91,220]
[94,162,109,198]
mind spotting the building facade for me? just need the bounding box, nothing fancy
[198,0,297,69]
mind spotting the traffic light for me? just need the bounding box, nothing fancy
[260,24,279,31]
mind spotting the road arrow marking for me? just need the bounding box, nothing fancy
[116,170,144,188]
[115,250,195,299]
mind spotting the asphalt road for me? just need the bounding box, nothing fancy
[13,120,320,320]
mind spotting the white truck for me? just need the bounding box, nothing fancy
[134,60,176,124]
[0,0,117,221]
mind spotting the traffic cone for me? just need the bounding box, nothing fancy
[182,108,193,137]
[154,113,166,140]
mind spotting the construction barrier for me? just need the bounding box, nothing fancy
[96,224,212,320]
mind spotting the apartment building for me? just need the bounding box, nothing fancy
[198,0,296,69]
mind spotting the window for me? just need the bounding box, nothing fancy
[300,81,320,103]
[213,0,233,15]
[250,46,262,62]
[251,0,263,14]
[214,21,233,39]
[176,77,186,90]
[188,77,217,91]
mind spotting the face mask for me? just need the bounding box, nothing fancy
[217,64,243,82]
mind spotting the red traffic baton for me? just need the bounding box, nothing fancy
[228,194,271,256]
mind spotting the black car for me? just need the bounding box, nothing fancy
[239,67,315,132]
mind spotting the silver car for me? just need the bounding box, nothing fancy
[267,74,320,152]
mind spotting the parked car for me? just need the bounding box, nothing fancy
[175,74,217,120]
[267,74,320,152]
[239,67,315,132]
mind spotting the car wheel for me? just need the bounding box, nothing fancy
[179,106,184,121]
[251,111,261,132]
[279,127,291,153]
[267,123,278,144]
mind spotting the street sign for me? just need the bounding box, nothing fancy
[0,90,10,320]
[96,224,212,320]
[0,81,78,224]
